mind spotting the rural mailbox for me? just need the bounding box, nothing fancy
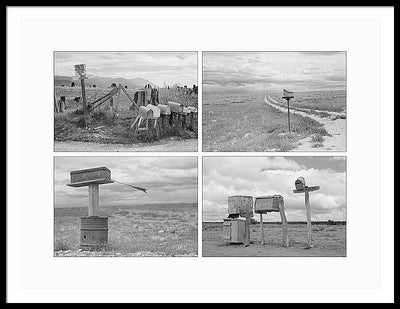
[227,195,254,217]
[158,104,171,116]
[223,218,246,243]
[167,101,184,113]
[293,176,320,248]
[254,195,283,213]
[74,64,87,79]
[254,195,289,247]
[67,166,114,250]
[295,177,306,191]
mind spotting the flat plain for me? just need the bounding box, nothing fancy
[202,222,346,257]
[54,203,198,257]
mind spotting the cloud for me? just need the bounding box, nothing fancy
[54,157,197,208]
[203,51,346,92]
[203,157,346,222]
[54,51,197,87]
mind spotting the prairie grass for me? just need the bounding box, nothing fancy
[202,92,324,151]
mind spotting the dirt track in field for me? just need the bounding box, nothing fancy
[264,94,346,151]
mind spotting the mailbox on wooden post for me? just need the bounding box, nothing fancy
[254,195,289,247]
[293,177,320,248]
[282,89,295,132]
[67,167,114,250]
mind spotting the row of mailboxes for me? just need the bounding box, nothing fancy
[224,195,284,243]
[227,195,283,215]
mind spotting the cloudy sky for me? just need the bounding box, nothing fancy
[203,52,346,92]
[54,157,197,208]
[203,157,346,222]
[55,51,197,87]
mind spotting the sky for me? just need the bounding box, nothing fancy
[54,157,197,208]
[203,157,346,222]
[54,51,197,87]
[203,51,346,93]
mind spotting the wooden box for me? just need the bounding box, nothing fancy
[223,218,246,243]
[254,195,283,213]
[295,177,306,191]
[167,101,184,113]
[228,195,253,217]
[68,167,112,187]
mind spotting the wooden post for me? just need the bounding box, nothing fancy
[88,183,99,216]
[81,78,88,125]
[260,213,264,245]
[286,98,291,133]
[279,202,289,248]
[305,190,312,248]
[245,203,251,245]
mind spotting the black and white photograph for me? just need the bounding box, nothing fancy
[202,51,346,152]
[202,156,346,257]
[54,156,198,257]
[54,51,198,152]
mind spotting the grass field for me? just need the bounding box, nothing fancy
[269,90,346,113]
[202,222,346,257]
[202,92,326,152]
[54,86,198,146]
[54,203,198,257]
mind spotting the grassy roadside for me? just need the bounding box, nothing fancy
[203,94,329,152]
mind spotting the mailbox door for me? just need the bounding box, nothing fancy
[222,221,231,240]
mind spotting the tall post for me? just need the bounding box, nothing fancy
[304,190,312,248]
[279,202,289,248]
[260,213,264,245]
[286,98,290,133]
[81,78,88,125]
[245,203,251,245]
[88,183,99,216]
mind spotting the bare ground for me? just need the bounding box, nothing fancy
[202,222,346,257]
[54,138,198,152]
[264,95,346,151]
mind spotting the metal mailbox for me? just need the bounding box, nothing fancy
[158,104,171,115]
[254,195,283,213]
[228,195,254,217]
[138,105,154,119]
[295,176,306,191]
[223,218,246,243]
[146,104,161,118]
[167,101,184,113]
[69,167,112,187]
[80,216,109,250]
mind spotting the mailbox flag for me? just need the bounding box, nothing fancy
[112,179,148,193]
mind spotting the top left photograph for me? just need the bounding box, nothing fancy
[54,51,198,152]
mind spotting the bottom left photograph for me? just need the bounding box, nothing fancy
[54,156,198,257]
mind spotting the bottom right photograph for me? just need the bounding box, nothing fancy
[202,156,346,257]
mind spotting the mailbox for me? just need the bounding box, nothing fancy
[223,218,246,243]
[158,104,171,115]
[80,216,109,250]
[283,89,294,98]
[295,177,306,191]
[167,101,183,113]
[228,195,253,217]
[254,195,283,213]
[68,167,112,187]
[146,104,160,118]
[138,105,154,119]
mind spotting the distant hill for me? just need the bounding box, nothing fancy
[54,75,158,89]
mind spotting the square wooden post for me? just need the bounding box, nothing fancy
[259,213,265,245]
[88,183,99,216]
[305,191,312,248]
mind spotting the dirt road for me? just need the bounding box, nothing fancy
[55,138,198,152]
[264,95,346,151]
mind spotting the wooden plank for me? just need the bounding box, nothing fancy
[67,179,114,187]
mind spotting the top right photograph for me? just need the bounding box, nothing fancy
[202,51,346,152]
